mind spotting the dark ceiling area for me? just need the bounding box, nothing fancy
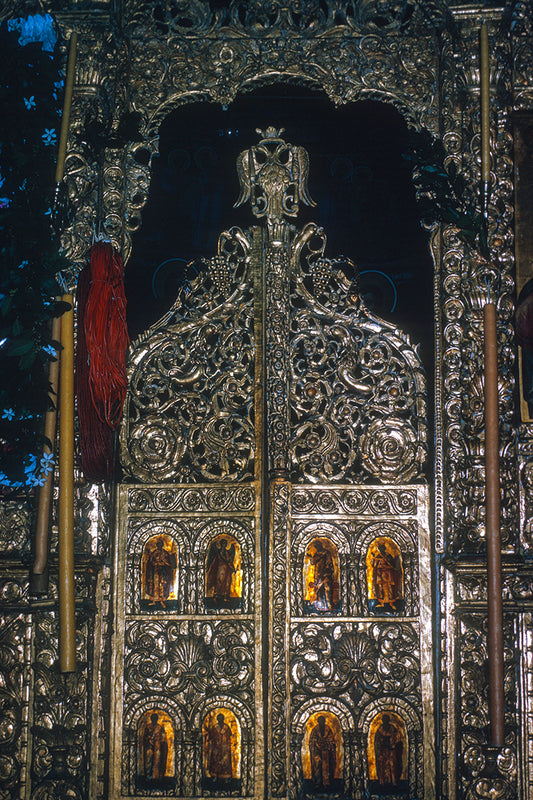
[125,84,434,368]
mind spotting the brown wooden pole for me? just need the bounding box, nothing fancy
[483,301,504,746]
[31,313,61,594]
[58,294,76,672]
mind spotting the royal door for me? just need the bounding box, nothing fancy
[111,128,434,799]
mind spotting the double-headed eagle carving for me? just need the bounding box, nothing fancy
[234,127,315,228]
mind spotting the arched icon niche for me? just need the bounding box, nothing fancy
[202,708,241,792]
[367,711,408,794]
[366,536,404,615]
[136,709,175,789]
[301,711,343,794]
[303,537,341,614]
[141,534,178,610]
[205,533,242,610]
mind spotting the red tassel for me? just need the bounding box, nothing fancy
[75,241,129,482]
[85,242,129,428]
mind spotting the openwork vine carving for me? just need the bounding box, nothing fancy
[289,224,427,484]
[121,229,255,483]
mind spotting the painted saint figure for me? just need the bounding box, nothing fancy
[309,541,335,611]
[142,713,168,780]
[204,713,233,781]
[369,540,402,611]
[145,537,177,608]
[374,714,403,787]
[309,715,337,788]
[206,538,236,603]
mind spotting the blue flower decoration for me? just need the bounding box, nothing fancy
[24,96,36,110]
[7,14,57,53]
[2,409,15,420]
[29,474,46,488]
[42,128,56,146]
[40,452,55,472]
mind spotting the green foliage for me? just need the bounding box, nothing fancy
[403,130,489,260]
[0,22,68,491]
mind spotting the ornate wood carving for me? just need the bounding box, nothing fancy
[1,2,532,798]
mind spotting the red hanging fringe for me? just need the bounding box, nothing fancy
[75,241,129,482]
[85,242,130,428]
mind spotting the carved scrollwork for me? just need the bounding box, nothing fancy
[269,481,290,795]
[289,226,427,484]
[33,3,533,799]
[127,485,255,513]
[290,622,420,702]
[0,608,28,797]
[458,613,518,799]
[121,229,255,483]
[291,486,417,516]
[0,502,30,554]
[123,619,255,742]
[457,570,533,604]
[29,606,92,800]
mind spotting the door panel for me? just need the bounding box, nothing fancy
[113,130,433,798]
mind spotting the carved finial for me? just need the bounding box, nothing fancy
[255,126,285,141]
[235,127,315,241]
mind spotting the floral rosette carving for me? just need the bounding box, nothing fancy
[289,230,427,484]
[290,622,420,702]
[124,621,254,709]
[121,230,255,483]
[360,416,419,482]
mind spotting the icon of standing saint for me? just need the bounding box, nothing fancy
[301,711,343,795]
[202,708,241,792]
[136,709,174,789]
[368,711,408,794]
[366,537,404,615]
[205,534,242,610]
[141,535,178,610]
[303,537,340,614]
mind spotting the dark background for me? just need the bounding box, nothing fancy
[125,85,434,370]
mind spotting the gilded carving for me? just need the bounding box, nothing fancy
[457,613,518,800]
[518,432,533,554]
[292,486,418,516]
[31,608,92,800]
[1,2,528,798]
[126,516,254,616]
[121,228,255,484]
[127,484,255,514]
[0,501,30,554]
[266,244,291,477]
[269,480,291,796]
[289,221,427,485]
[440,13,517,555]
[122,620,255,796]
[0,606,29,799]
